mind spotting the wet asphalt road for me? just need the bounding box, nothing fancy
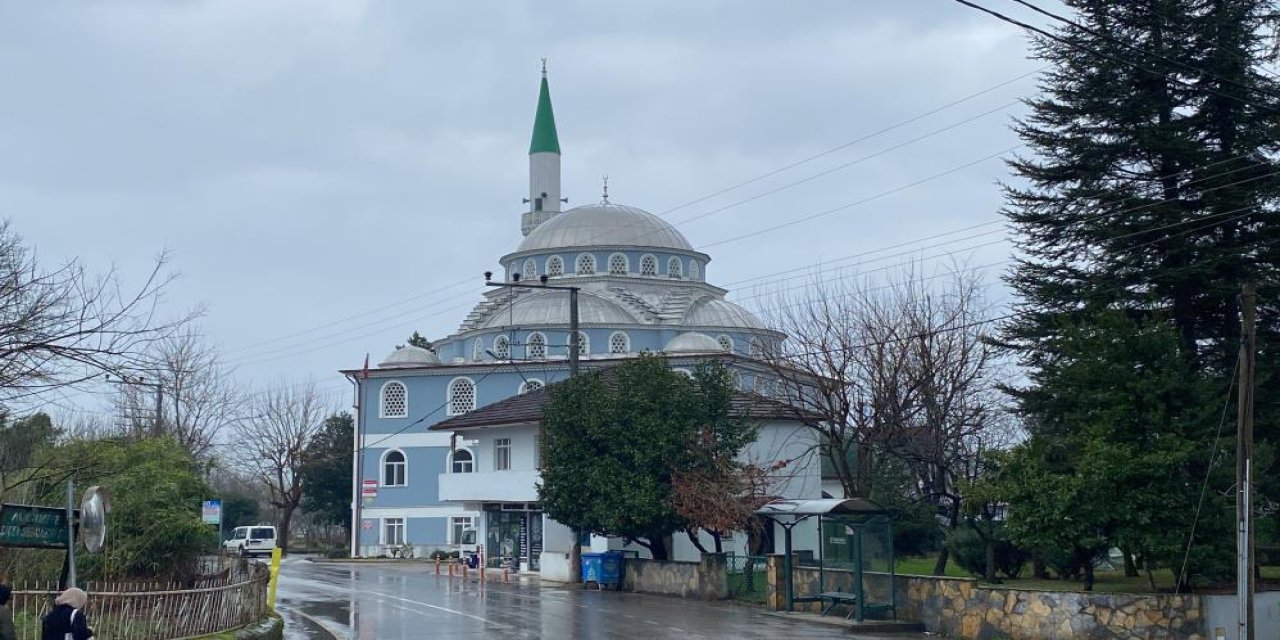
[274,557,920,639]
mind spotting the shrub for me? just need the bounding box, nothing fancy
[944,525,1029,579]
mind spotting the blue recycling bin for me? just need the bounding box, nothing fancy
[581,551,624,589]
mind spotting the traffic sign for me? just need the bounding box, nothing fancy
[0,503,70,549]
[202,499,222,525]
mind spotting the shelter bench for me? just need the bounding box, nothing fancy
[817,591,859,619]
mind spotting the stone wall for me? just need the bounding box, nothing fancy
[622,554,728,600]
[767,556,1210,639]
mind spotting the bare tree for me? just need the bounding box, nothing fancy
[0,221,193,405]
[757,263,1013,574]
[755,271,923,499]
[114,328,243,458]
[237,382,327,553]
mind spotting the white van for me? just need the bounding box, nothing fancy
[223,525,278,557]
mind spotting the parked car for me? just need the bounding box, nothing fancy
[223,526,278,557]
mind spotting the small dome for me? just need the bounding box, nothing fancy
[379,345,440,368]
[515,203,694,253]
[664,332,723,354]
[477,291,636,329]
[684,297,766,330]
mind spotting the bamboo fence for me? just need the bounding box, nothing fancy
[8,560,270,640]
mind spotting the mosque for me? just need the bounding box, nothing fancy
[343,69,821,579]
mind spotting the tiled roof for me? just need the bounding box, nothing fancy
[429,374,818,432]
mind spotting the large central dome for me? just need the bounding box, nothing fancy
[515,203,694,253]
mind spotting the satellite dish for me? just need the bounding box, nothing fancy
[79,486,110,553]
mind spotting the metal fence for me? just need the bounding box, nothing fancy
[727,554,768,603]
[9,560,270,640]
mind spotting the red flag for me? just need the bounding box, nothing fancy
[361,353,370,379]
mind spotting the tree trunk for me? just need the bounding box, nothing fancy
[569,529,582,582]
[647,535,669,561]
[984,537,997,583]
[278,505,295,555]
[713,531,723,554]
[1083,560,1095,592]
[933,499,961,576]
[1032,552,1048,579]
[1123,548,1138,578]
[686,529,709,554]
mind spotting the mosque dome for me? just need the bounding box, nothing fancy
[683,297,766,330]
[515,203,694,253]
[477,291,636,329]
[663,332,724,354]
[379,344,440,368]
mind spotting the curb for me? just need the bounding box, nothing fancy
[184,612,284,640]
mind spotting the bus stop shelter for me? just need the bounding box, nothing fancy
[756,498,896,621]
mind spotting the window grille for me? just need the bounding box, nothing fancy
[381,382,407,418]
[527,333,546,359]
[608,253,628,275]
[448,378,476,415]
[609,332,629,354]
[640,255,657,276]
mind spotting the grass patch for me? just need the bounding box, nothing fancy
[891,555,1280,593]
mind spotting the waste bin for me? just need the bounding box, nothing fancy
[581,551,624,590]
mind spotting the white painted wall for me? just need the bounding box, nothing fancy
[1204,591,1280,640]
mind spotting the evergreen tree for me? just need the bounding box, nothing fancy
[300,413,355,533]
[998,1,1280,585]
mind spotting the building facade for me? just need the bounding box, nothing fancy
[342,69,820,569]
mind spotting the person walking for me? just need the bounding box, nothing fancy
[0,584,16,640]
[40,587,94,640]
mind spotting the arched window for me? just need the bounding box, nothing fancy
[608,253,628,275]
[547,256,564,277]
[523,259,536,279]
[609,331,630,354]
[473,338,484,361]
[448,377,476,416]
[527,332,546,359]
[382,450,407,486]
[731,370,745,390]
[576,253,596,275]
[508,262,518,281]
[716,335,734,352]
[450,449,474,473]
[519,379,544,394]
[493,335,510,359]
[380,381,407,418]
[674,368,694,378]
[667,256,683,278]
[689,260,700,281]
[640,254,657,276]
[571,331,589,355]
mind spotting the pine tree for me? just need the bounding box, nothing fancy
[998,0,1280,584]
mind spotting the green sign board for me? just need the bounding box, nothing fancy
[0,503,70,549]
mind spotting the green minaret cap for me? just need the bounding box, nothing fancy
[529,72,560,155]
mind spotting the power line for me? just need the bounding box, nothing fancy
[218,68,1039,361]
[1007,0,1280,103]
[949,0,1280,115]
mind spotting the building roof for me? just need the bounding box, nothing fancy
[429,373,817,432]
[378,344,440,368]
[663,331,723,354]
[529,74,560,155]
[513,203,695,254]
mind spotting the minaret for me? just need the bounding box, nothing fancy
[522,61,562,236]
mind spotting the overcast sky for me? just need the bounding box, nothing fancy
[2,1,1053,415]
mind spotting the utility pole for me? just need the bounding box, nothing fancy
[1237,282,1256,640]
[484,270,581,579]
